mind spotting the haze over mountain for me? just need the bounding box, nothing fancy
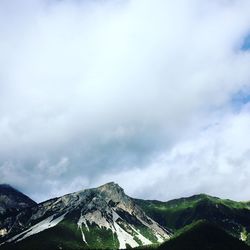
[1,0,250,203]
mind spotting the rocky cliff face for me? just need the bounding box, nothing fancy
[0,184,36,238]
[0,184,36,216]
[0,182,171,249]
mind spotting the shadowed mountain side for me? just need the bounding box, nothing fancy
[134,221,250,250]
[157,221,250,250]
[134,194,250,242]
[0,184,36,215]
[0,184,37,237]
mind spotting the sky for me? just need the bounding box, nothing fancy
[1,0,250,202]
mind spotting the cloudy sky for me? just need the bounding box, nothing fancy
[1,0,250,202]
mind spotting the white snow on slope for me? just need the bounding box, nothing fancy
[79,227,88,244]
[77,215,89,231]
[77,210,142,249]
[77,215,89,244]
[154,232,165,243]
[77,207,169,248]
[77,210,114,246]
[78,210,112,231]
[7,213,67,243]
[112,210,139,249]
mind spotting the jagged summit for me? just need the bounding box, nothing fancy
[97,181,123,192]
[54,182,124,200]
[96,182,126,202]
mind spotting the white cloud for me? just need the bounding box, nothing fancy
[98,105,250,201]
[0,0,250,201]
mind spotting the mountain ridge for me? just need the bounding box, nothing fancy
[1,183,250,249]
[0,182,170,249]
[134,192,250,245]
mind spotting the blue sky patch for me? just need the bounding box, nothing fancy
[231,91,250,110]
[241,34,250,51]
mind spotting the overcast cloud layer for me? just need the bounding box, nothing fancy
[1,0,250,202]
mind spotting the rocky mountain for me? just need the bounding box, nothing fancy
[1,184,250,249]
[0,182,170,249]
[0,184,36,215]
[0,184,36,237]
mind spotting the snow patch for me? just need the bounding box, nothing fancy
[154,232,165,243]
[73,202,170,249]
[8,213,67,243]
[79,227,88,244]
[81,210,112,230]
[77,215,90,244]
[77,215,90,231]
[112,210,139,249]
[0,229,7,237]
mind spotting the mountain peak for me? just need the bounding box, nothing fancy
[97,182,123,191]
[0,183,36,222]
[96,182,125,202]
[0,184,35,204]
[0,184,15,191]
[1,182,171,249]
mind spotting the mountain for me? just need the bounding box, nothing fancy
[135,221,250,250]
[157,220,250,250]
[0,184,36,237]
[0,184,36,215]
[134,194,250,244]
[0,182,170,250]
[1,184,250,250]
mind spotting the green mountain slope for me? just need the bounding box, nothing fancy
[134,194,250,243]
[135,221,250,250]
[157,221,250,250]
